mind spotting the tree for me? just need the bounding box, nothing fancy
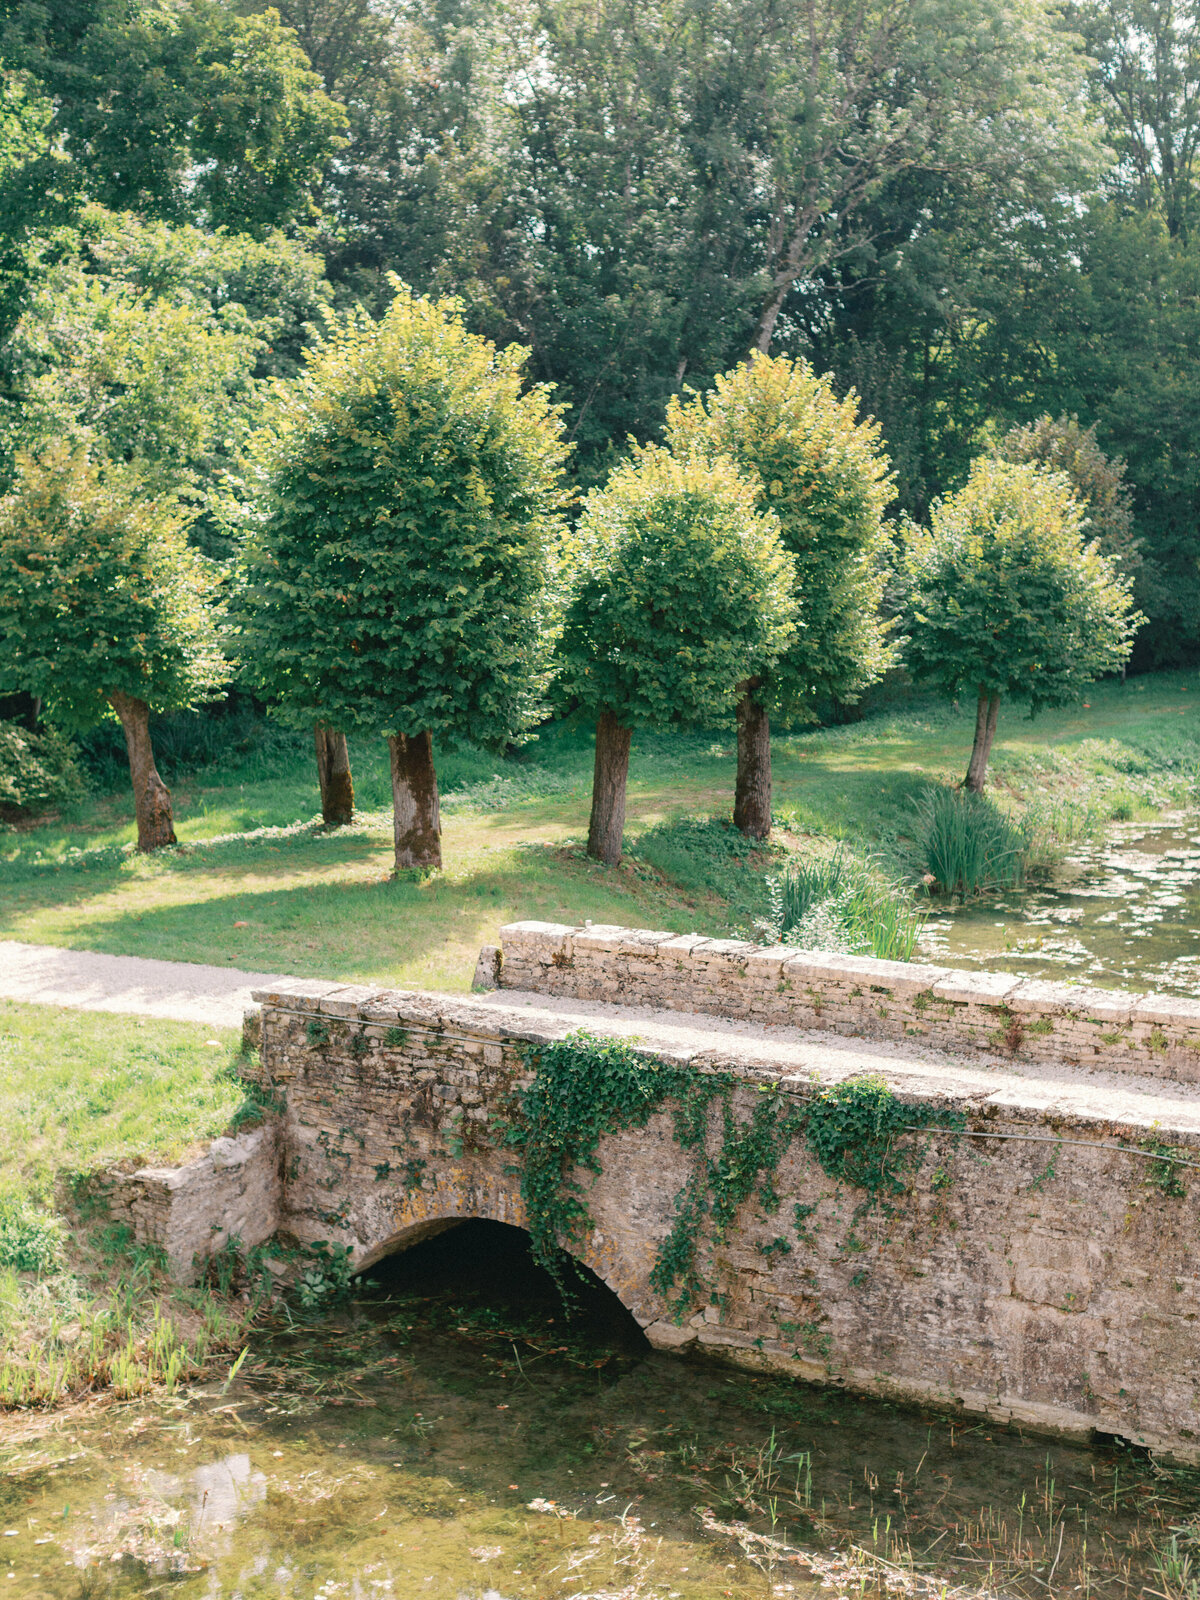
[0,444,225,849]
[996,413,1142,578]
[901,458,1142,793]
[557,448,797,865]
[0,207,330,554]
[1070,0,1200,242]
[313,724,354,825]
[665,355,894,838]
[238,284,570,873]
[0,71,76,345]
[4,0,347,235]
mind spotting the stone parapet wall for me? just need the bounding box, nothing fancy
[240,977,1200,1463]
[492,922,1200,1081]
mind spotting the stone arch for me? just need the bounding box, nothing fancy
[353,1207,652,1330]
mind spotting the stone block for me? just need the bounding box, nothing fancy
[931,970,1022,1006]
[473,944,500,991]
[1134,994,1200,1027]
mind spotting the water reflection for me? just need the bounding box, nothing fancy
[921,819,1200,994]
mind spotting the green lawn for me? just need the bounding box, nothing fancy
[0,1000,242,1218]
[0,1001,256,1409]
[1,673,1197,992]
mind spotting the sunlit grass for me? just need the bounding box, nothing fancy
[0,1000,243,1214]
[0,1001,257,1410]
[0,673,1196,990]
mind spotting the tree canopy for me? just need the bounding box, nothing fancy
[557,446,797,862]
[665,354,894,835]
[238,282,571,869]
[0,443,225,845]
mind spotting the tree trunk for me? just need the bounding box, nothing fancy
[388,730,441,872]
[733,691,772,839]
[109,690,177,852]
[587,710,632,866]
[314,724,354,826]
[964,689,1001,794]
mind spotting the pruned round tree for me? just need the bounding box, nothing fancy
[238,284,571,872]
[665,355,894,839]
[901,457,1142,793]
[557,447,797,865]
[0,444,225,849]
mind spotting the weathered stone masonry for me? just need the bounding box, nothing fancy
[232,960,1200,1464]
[487,920,1200,1081]
[112,925,1200,1463]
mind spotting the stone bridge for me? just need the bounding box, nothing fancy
[117,922,1200,1463]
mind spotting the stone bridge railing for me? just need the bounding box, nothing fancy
[483,921,1200,1080]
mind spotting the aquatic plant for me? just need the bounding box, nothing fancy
[767,849,927,961]
[915,784,1028,900]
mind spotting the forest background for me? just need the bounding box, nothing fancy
[1,0,1199,674]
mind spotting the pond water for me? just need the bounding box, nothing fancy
[920,819,1200,997]
[4,1224,1198,1600]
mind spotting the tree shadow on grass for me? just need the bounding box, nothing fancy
[0,822,392,927]
[15,841,725,986]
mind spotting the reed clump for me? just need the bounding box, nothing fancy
[915,786,1029,901]
[769,850,927,962]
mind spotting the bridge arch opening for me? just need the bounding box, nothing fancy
[357,1219,649,1352]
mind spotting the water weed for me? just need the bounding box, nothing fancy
[766,849,927,961]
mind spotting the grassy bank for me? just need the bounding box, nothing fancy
[0,1001,258,1408]
[0,673,1197,990]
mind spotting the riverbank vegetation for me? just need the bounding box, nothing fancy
[0,1002,257,1408]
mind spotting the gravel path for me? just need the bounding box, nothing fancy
[467,988,1200,1130]
[0,940,290,1030]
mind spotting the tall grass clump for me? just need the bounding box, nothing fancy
[916,785,1028,901]
[768,850,926,962]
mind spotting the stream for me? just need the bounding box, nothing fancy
[4,1223,1199,1600]
[920,819,1200,997]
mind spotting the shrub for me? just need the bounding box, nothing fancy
[0,721,86,815]
[0,1205,64,1272]
[915,785,1028,900]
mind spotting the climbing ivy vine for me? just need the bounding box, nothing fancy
[804,1076,955,1196]
[498,1032,965,1318]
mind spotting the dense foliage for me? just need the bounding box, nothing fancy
[0,445,224,732]
[238,283,570,868]
[557,447,796,861]
[666,357,894,725]
[558,450,796,732]
[996,414,1141,578]
[0,0,1196,851]
[0,720,85,814]
[0,444,225,846]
